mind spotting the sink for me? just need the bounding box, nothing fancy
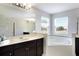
[19,37,23,39]
[0,40,10,45]
[19,36,29,40]
[0,35,7,42]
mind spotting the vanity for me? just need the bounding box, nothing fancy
[0,33,47,56]
[75,35,79,56]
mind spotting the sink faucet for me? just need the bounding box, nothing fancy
[0,36,4,42]
[0,35,7,42]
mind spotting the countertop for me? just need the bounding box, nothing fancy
[75,35,79,38]
[0,33,47,47]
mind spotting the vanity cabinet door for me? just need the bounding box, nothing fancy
[13,42,29,56]
[14,47,29,56]
[28,40,36,56]
[28,46,36,56]
[0,45,13,56]
[75,38,79,56]
[36,38,44,56]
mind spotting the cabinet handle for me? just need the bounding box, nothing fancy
[26,48,29,55]
[10,53,12,56]
[26,48,29,50]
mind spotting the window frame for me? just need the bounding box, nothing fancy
[53,16,68,36]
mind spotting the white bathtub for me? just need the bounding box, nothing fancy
[47,35,72,46]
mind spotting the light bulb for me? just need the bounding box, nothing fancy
[23,3,26,6]
[16,3,19,5]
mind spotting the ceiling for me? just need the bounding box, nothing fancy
[33,3,79,14]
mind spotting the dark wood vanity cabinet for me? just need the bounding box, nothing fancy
[75,38,79,56]
[0,38,44,56]
[14,39,37,56]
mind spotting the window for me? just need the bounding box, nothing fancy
[41,16,49,34]
[54,16,68,36]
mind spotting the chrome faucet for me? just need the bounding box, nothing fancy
[0,35,6,42]
[0,35,4,42]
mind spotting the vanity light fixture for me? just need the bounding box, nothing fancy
[26,18,35,22]
[13,3,32,10]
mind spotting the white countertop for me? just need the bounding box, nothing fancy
[0,33,47,47]
[75,35,79,38]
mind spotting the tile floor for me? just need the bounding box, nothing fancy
[45,46,73,56]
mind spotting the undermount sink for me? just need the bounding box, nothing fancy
[19,36,29,40]
[0,35,7,42]
[19,37,23,39]
[0,39,10,45]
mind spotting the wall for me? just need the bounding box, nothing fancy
[51,9,79,37]
[0,4,50,37]
[0,15,13,37]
